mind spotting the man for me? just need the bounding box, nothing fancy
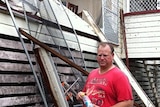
[77,42,133,107]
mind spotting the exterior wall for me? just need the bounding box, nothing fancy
[65,0,102,25]
[124,12,160,58]
[0,33,44,106]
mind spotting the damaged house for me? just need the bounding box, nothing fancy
[0,0,160,107]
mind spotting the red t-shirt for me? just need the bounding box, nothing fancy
[83,67,133,107]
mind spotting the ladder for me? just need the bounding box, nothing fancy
[82,10,155,107]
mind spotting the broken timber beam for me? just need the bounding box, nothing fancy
[35,48,69,107]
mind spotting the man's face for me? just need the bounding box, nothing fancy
[97,45,114,67]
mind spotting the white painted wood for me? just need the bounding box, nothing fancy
[38,48,69,107]
[128,53,160,58]
[126,32,160,38]
[0,12,39,38]
[128,48,160,53]
[127,37,160,43]
[42,0,97,36]
[125,13,160,23]
[125,13,160,58]
[125,21,160,29]
[127,42,160,47]
[126,27,160,34]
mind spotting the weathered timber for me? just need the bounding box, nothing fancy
[0,38,33,51]
[0,74,36,83]
[0,50,35,61]
[0,86,38,95]
[0,95,42,106]
[0,62,38,72]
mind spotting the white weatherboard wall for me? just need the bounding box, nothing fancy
[125,12,160,58]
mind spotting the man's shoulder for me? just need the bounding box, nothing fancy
[112,67,126,77]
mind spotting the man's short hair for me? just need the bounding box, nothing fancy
[97,42,114,53]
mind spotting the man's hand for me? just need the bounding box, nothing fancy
[76,92,100,107]
[76,91,84,100]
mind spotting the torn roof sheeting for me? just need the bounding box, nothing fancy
[2,0,97,37]
[2,0,39,15]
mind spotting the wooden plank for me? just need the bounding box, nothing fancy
[60,75,79,83]
[0,74,35,83]
[52,57,98,68]
[56,65,96,75]
[126,26,160,33]
[50,38,97,53]
[0,50,35,61]
[128,47,160,53]
[127,37,160,43]
[125,21,160,29]
[0,95,42,106]
[125,13,160,23]
[0,62,39,72]
[0,38,33,51]
[126,32,160,38]
[0,86,38,95]
[128,53,160,58]
[84,61,98,68]
[83,52,97,60]
[133,73,148,77]
[49,46,96,60]
[35,47,69,107]
[128,42,160,49]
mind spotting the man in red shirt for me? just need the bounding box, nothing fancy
[77,42,133,107]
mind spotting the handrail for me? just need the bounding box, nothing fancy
[19,28,89,76]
